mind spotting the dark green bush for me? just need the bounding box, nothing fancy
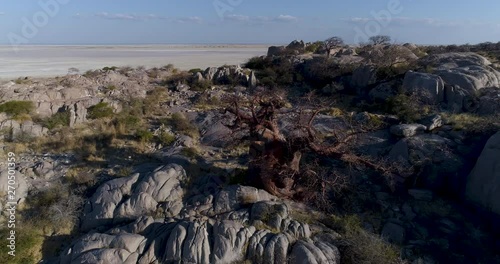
[41,111,71,130]
[0,100,34,117]
[305,41,324,53]
[245,56,272,70]
[163,113,199,138]
[114,114,141,131]
[158,131,176,146]
[87,102,114,119]
[188,68,203,74]
[190,79,213,91]
[386,93,429,123]
[102,66,118,72]
[136,129,154,143]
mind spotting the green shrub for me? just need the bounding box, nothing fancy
[305,41,324,53]
[0,226,44,263]
[323,215,401,264]
[83,70,100,78]
[190,79,213,91]
[245,56,272,70]
[161,64,175,71]
[136,129,154,143]
[444,113,499,135]
[158,131,176,146]
[0,101,34,117]
[114,114,142,133]
[189,68,203,74]
[163,113,199,138]
[40,111,71,130]
[102,66,118,72]
[162,72,191,87]
[87,102,114,119]
[106,85,117,91]
[386,93,429,123]
[181,147,199,159]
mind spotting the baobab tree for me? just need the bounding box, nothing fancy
[324,36,345,57]
[223,90,406,201]
[369,35,391,45]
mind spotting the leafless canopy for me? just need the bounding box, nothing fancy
[223,91,403,201]
[369,35,391,45]
[324,36,345,56]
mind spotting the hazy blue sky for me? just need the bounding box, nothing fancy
[0,0,499,45]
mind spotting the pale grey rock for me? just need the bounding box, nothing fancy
[249,71,257,88]
[194,72,204,82]
[422,53,500,92]
[63,163,340,264]
[402,71,445,104]
[33,161,55,179]
[181,220,211,264]
[390,124,427,137]
[465,132,500,215]
[204,67,218,81]
[62,233,145,264]
[421,52,492,69]
[0,120,48,139]
[289,241,331,264]
[214,185,277,215]
[81,173,140,231]
[212,221,256,263]
[0,169,28,203]
[419,114,443,131]
[175,83,190,92]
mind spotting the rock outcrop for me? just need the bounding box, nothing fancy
[402,71,445,104]
[465,131,500,215]
[422,53,500,92]
[63,163,341,264]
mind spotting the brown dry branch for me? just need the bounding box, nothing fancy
[223,90,408,202]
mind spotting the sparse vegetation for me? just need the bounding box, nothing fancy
[136,129,154,143]
[0,100,35,118]
[87,102,114,119]
[163,112,199,138]
[386,93,430,123]
[158,131,176,146]
[39,111,71,130]
[323,215,402,264]
[443,113,499,135]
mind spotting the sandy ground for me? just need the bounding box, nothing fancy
[0,45,269,80]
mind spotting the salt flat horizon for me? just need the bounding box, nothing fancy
[0,44,270,80]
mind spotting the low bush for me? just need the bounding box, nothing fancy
[102,66,118,72]
[39,111,71,130]
[190,79,213,91]
[136,129,154,143]
[163,113,199,138]
[386,93,430,123]
[158,131,176,146]
[181,147,199,159]
[87,102,114,119]
[305,41,324,53]
[323,215,402,264]
[443,113,499,135]
[114,114,142,134]
[0,100,34,118]
[188,68,203,74]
